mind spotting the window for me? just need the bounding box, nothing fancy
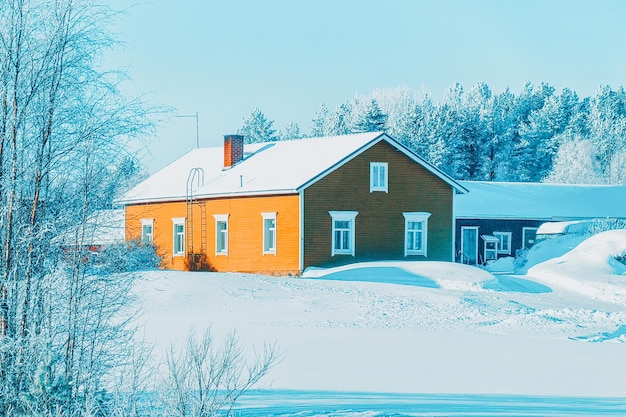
[370,162,388,193]
[261,212,276,254]
[403,212,431,256]
[329,211,358,256]
[172,218,185,256]
[494,232,512,254]
[141,219,153,244]
[214,214,229,255]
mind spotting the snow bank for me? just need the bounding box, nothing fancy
[303,261,493,291]
[518,233,587,273]
[485,256,515,273]
[131,251,626,396]
[528,229,626,304]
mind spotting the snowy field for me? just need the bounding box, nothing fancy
[131,230,626,415]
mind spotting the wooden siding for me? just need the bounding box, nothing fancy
[125,194,300,274]
[126,201,188,270]
[303,140,454,269]
[455,218,544,263]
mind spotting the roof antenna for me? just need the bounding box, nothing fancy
[175,111,200,148]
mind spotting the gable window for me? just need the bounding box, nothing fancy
[329,211,358,256]
[172,218,185,256]
[370,162,388,193]
[141,219,153,244]
[494,232,512,255]
[261,212,277,254]
[403,212,431,256]
[214,214,229,255]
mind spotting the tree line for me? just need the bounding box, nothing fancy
[239,83,626,184]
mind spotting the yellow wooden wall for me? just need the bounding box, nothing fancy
[125,194,301,274]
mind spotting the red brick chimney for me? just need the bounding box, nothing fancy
[223,134,244,168]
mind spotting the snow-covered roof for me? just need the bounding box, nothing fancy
[537,221,585,235]
[118,132,466,204]
[456,181,626,220]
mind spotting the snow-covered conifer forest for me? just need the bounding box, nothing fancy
[243,83,626,185]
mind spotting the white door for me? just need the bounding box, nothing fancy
[461,226,479,265]
[523,227,538,249]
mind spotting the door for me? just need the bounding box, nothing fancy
[461,226,479,265]
[522,227,538,249]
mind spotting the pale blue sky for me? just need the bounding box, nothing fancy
[106,0,626,173]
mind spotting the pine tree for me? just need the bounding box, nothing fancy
[237,108,278,143]
[352,99,388,133]
[508,82,556,181]
[329,101,354,135]
[487,88,516,180]
[453,82,494,180]
[279,121,303,140]
[311,102,331,137]
[371,86,415,142]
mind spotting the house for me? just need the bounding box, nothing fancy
[117,132,467,274]
[454,181,626,265]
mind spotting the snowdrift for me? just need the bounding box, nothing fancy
[303,260,493,291]
[528,229,626,304]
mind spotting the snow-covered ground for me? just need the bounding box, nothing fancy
[131,230,626,412]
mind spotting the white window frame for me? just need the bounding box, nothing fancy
[329,211,358,256]
[261,212,277,255]
[482,235,499,262]
[494,231,512,255]
[214,214,229,256]
[140,218,154,244]
[172,217,185,257]
[403,212,431,256]
[370,162,388,193]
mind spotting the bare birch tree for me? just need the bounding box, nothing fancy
[0,0,155,415]
[158,330,280,417]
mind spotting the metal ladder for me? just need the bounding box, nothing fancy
[186,168,205,260]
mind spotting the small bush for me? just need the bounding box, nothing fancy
[95,241,162,274]
[157,329,280,417]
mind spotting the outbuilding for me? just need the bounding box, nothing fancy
[454,181,626,265]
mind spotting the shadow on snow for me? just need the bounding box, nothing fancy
[483,275,552,294]
[316,266,440,288]
[232,390,626,416]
